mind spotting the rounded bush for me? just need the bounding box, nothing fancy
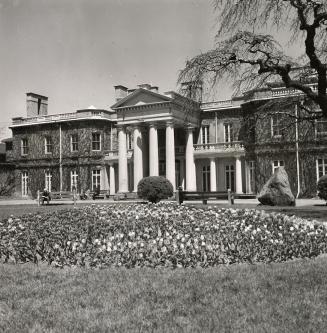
[317,175,327,201]
[137,176,173,203]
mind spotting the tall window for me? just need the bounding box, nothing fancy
[92,133,101,151]
[224,123,233,143]
[316,118,327,136]
[21,138,28,156]
[202,165,210,192]
[271,114,282,137]
[225,164,235,191]
[159,161,166,177]
[70,134,78,152]
[45,136,53,154]
[201,125,209,144]
[317,158,327,180]
[127,132,133,150]
[92,169,101,191]
[272,160,284,173]
[45,171,52,192]
[21,171,28,196]
[71,170,78,191]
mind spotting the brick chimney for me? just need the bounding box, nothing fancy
[114,85,128,102]
[181,81,203,102]
[26,93,48,117]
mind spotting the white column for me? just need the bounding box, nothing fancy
[109,164,115,195]
[133,126,143,191]
[210,158,217,192]
[185,127,196,191]
[118,126,128,192]
[166,122,175,190]
[149,123,159,176]
[235,156,243,193]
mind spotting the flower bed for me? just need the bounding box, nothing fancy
[1,203,327,268]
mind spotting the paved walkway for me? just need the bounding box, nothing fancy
[0,197,324,207]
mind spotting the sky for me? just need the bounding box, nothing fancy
[0,0,218,139]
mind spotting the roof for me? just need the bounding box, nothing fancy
[111,88,172,109]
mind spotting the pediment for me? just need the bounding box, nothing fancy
[111,89,171,108]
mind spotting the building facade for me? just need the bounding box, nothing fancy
[2,82,326,198]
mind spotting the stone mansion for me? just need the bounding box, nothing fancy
[2,80,327,198]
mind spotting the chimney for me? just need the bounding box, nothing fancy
[26,93,48,117]
[150,86,159,93]
[114,85,128,102]
[137,83,151,90]
[181,81,203,102]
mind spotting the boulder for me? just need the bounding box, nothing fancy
[257,167,295,206]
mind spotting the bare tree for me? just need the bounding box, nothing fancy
[179,0,327,117]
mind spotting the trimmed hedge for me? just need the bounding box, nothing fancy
[137,176,173,203]
[318,175,327,202]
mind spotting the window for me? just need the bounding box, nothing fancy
[92,133,101,151]
[202,165,210,192]
[224,123,233,143]
[271,114,282,137]
[21,171,28,196]
[127,132,133,150]
[70,134,78,152]
[272,160,284,174]
[21,138,28,156]
[317,158,327,180]
[45,136,53,154]
[201,125,209,144]
[225,164,235,191]
[92,169,101,191]
[159,161,166,176]
[45,171,52,192]
[316,118,327,136]
[71,170,78,191]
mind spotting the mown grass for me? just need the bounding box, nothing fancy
[1,256,327,332]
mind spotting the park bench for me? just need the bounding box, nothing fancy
[37,190,77,206]
[176,188,256,205]
[90,190,110,200]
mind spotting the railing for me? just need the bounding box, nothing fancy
[201,100,234,110]
[194,141,244,152]
[12,110,113,125]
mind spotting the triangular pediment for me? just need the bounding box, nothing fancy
[111,88,171,108]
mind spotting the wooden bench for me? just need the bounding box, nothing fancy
[90,190,110,200]
[37,190,77,206]
[176,188,256,205]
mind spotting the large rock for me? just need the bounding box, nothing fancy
[257,167,295,206]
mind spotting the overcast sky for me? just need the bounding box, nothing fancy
[0,0,219,139]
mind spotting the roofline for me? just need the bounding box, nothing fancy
[111,88,172,109]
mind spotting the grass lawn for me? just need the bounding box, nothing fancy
[1,257,327,332]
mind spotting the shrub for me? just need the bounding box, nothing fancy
[137,176,173,203]
[317,175,327,202]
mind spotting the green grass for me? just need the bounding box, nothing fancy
[1,257,327,332]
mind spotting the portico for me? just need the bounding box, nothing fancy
[110,85,201,193]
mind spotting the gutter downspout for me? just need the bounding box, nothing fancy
[295,104,301,198]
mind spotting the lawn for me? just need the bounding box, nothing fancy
[1,257,327,332]
[1,202,327,332]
